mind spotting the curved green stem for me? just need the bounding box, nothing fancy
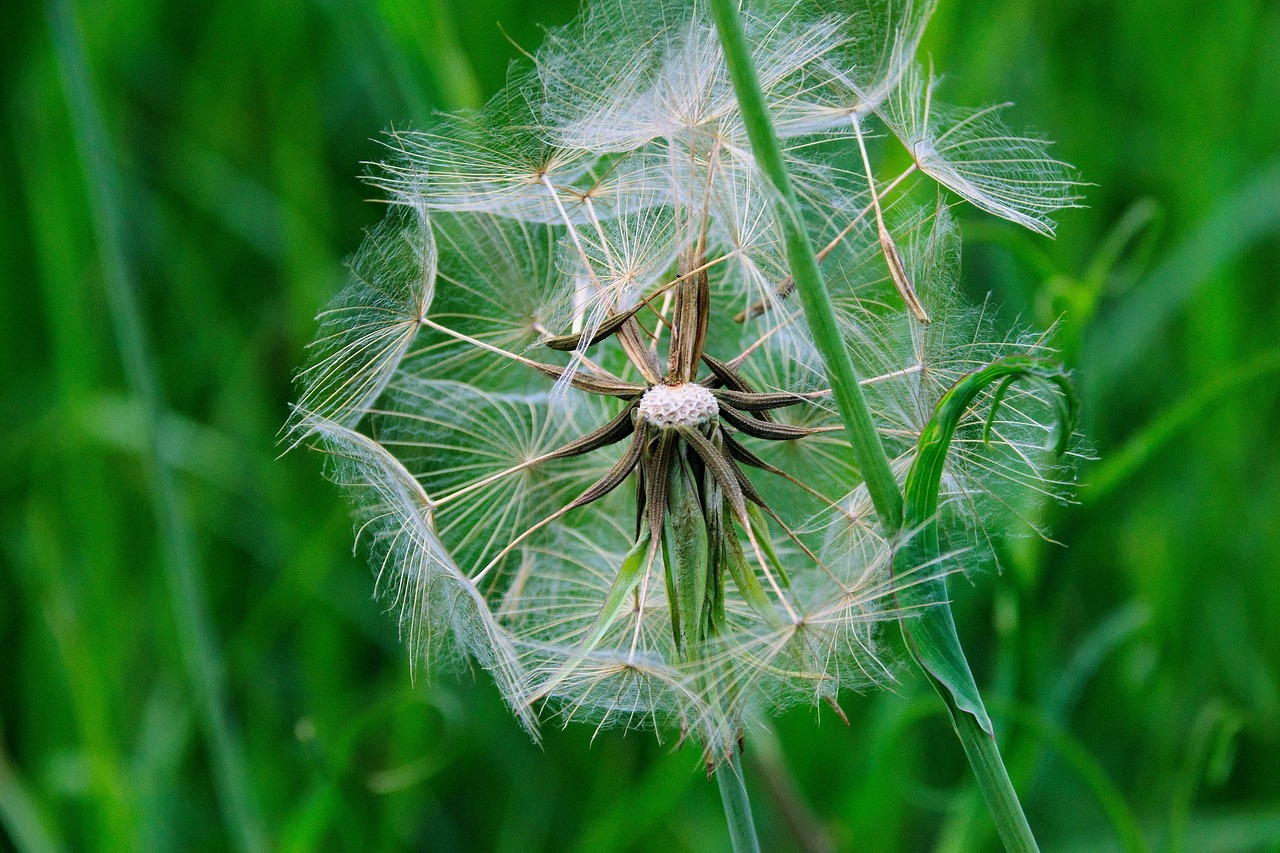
[898,356,1075,851]
[716,752,762,853]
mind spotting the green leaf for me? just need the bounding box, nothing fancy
[579,530,652,654]
[721,521,783,630]
[526,530,654,708]
[893,540,994,732]
[703,464,728,634]
[897,356,1076,732]
[894,355,1077,852]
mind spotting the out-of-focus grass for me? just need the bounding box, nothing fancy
[1,0,1277,850]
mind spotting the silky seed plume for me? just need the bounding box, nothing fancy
[288,0,1082,765]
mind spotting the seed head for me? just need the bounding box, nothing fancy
[638,383,718,428]
[288,0,1082,764]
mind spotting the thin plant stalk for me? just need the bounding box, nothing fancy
[707,2,1041,849]
[707,0,904,532]
[952,702,1038,851]
[716,752,762,853]
[45,1,265,850]
[896,357,1073,853]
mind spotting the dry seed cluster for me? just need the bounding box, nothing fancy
[289,0,1081,762]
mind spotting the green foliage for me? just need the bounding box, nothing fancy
[1,0,1278,851]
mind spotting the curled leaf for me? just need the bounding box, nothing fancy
[895,355,1078,734]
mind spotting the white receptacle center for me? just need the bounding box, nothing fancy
[638,383,719,428]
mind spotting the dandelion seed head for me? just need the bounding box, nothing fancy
[289,0,1082,765]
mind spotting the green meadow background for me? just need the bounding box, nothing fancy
[2,0,1279,849]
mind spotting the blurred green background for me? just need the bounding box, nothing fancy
[2,0,1279,850]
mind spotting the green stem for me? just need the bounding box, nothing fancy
[708,4,1055,845]
[951,701,1038,853]
[707,0,903,532]
[898,357,1072,851]
[716,752,762,853]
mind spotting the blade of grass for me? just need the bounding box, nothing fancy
[9,58,141,848]
[43,1,265,850]
[567,752,698,853]
[747,725,835,853]
[19,502,139,847]
[989,702,1149,853]
[374,0,482,111]
[1168,702,1242,853]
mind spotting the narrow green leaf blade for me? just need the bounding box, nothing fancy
[579,530,652,653]
[893,539,993,733]
[899,355,1077,733]
[662,451,709,656]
